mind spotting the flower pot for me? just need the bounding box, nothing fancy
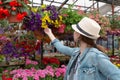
[7,15,21,23]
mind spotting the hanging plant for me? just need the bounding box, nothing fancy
[0,0,30,22]
[110,15,120,29]
[106,15,120,35]
[60,5,84,33]
[23,5,63,40]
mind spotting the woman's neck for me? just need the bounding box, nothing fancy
[79,42,91,54]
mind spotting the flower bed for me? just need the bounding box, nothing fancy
[10,65,66,80]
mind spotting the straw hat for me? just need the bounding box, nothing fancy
[72,17,101,39]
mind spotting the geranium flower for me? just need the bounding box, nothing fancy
[0,0,30,20]
[42,57,60,67]
[10,65,67,80]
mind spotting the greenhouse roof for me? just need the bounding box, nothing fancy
[29,0,120,16]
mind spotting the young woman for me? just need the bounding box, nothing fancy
[44,17,120,80]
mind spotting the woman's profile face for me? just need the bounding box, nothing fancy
[73,31,80,42]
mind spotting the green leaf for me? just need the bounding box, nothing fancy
[4,0,11,3]
[5,5,11,9]
[28,77,34,80]
[0,19,9,27]
[11,11,17,15]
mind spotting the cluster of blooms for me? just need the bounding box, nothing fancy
[15,40,40,53]
[10,65,66,80]
[25,58,38,65]
[2,70,12,80]
[0,0,29,20]
[0,37,40,58]
[42,57,60,67]
[0,36,17,58]
[107,29,120,35]
[25,58,39,69]
[23,5,64,34]
[0,36,10,52]
[23,12,42,31]
[0,42,17,56]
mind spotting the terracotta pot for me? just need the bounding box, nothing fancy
[7,15,21,23]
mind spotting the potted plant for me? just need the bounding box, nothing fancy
[0,0,30,22]
[60,5,84,32]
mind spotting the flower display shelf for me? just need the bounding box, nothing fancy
[0,61,25,67]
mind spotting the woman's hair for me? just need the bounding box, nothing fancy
[78,35,107,53]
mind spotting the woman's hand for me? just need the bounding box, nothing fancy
[44,28,56,41]
[44,28,52,35]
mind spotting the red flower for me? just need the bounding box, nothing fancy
[35,40,41,50]
[24,0,29,4]
[3,9,10,16]
[49,57,60,65]
[58,24,66,33]
[2,75,6,80]
[42,57,49,65]
[2,75,12,80]
[6,78,12,80]
[16,13,25,21]
[22,12,27,16]
[42,57,60,66]
[0,8,9,19]
[9,1,19,7]
[15,44,20,48]
[20,41,26,45]
[17,12,27,21]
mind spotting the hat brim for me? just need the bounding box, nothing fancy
[72,24,100,39]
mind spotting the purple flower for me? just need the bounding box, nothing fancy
[23,12,42,32]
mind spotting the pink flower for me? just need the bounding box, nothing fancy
[10,65,67,80]
[25,59,32,65]
[55,71,61,78]
[23,77,27,80]
[58,24,66,33]
[36,70,46,78]
[25,59,38,65]
[45,66,54,76]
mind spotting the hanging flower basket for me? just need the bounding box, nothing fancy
[33,30,51,43]
[0,0,29,21]
[33,30,44,40]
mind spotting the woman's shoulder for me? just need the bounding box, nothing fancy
[88,48,109,59]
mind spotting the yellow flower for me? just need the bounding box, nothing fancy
[42,13,51,23]
[31,7,38,13]
[42,22,48,28]
[41,4,46,9]
[59,15,62,21]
